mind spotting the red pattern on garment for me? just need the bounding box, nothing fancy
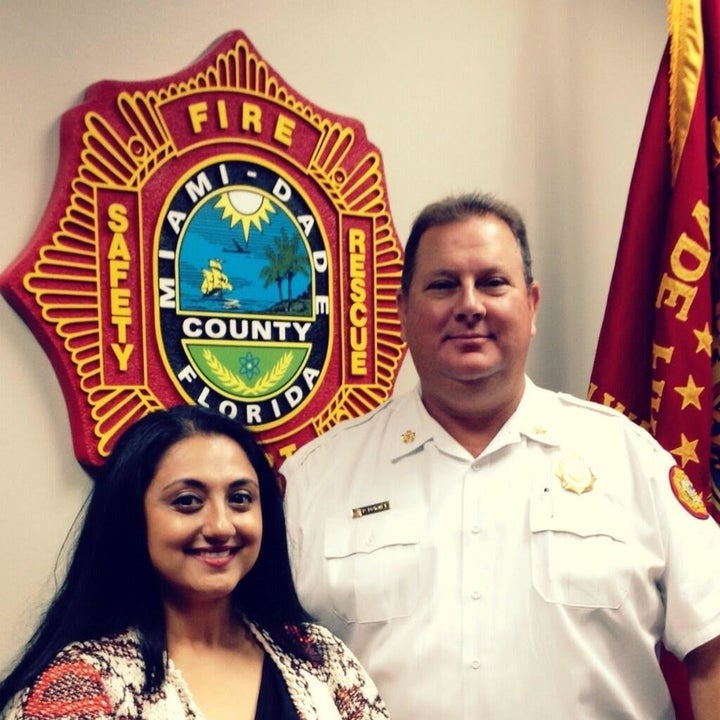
[24,660,111,718]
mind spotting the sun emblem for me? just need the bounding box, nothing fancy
[214,189,276,242]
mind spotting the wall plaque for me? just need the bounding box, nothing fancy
[0,31,406,472]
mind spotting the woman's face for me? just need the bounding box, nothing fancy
[144,433,263,607]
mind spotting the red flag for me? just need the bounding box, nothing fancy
[589,1,720,717]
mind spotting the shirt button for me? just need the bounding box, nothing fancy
[471,590,481,600]
[471,524,481,534]
[471,660,481,670]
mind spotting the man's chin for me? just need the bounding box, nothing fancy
[446,365,501,384]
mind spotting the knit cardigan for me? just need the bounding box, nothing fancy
[4,622,390,720]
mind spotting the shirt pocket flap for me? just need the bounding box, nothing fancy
[324,509,423,559]
[530,491,627,542]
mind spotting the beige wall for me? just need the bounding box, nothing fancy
[0,0,666,671]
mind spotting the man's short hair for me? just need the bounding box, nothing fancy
[401,192,534,294]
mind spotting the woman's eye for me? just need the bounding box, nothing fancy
[229,491,253,507]
[171,494,202,511]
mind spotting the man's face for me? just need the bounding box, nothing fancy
[397,214,540,397]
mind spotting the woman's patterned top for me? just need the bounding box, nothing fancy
[4,622,390,720]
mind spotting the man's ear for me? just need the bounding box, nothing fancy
[396,290,408,342]
[528,281,541,335]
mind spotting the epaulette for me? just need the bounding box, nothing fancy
[558,392,666,454]
[282,396,398,465]
[556,391,628,419]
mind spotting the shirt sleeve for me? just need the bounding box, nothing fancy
[646,437,720,658]
[281,449,310,586]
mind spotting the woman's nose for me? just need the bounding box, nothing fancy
[203,503,234,539]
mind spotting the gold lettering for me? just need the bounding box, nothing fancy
[111,343,134,371]
[656,205,711,321]
[109,259,129,287]
[656,274,697,321]
[107,203,129,233]
[278,443,298,460]
[217,99,228,129]
[650,378,665,416]
[110,287,131,317]
[188,101,209,134]
[350,276,366,303]
[351,350,367,375]
[105,205,134,368]
[586,384,638,423]
[349,303,367,328]
[652,342,674,369]
[348,228,369,375]
[108,233,131,262]
[273,114,295,146]
[693,199,710,242]
[241,102,262,133]
[670,232,709,282]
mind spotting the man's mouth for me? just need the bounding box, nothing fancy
[446,332,491,341]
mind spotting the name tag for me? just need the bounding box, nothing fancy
[352,500,390,518]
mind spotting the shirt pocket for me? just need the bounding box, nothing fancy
[323,509,422,624]
[530,489,630,608]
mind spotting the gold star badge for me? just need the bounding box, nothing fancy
[556,454,596,495]
[401,430,415,443]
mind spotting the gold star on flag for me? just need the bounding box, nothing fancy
[674,374,704,410]
[671,433,699,467]
[693,323,712,356]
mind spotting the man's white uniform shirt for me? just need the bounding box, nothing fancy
[281,380,720,719]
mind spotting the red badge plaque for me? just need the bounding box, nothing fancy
[1,31,406,473]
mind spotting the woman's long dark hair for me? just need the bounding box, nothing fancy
[0,405,312,711]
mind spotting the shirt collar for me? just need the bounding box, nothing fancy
[386,384,438,460]
[498,377,562,449]
[387,377,562,461]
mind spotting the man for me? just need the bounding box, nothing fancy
[281,193,720,718]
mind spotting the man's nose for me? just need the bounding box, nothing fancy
[456,284,486,319]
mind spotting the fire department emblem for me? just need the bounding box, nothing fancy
[0,31,406,472]
[669,465,709,519]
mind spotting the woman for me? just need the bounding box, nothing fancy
[0,405,389,719]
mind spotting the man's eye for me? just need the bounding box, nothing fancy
[427,279,456,290]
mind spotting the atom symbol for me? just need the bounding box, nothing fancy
[239,351,261,381]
